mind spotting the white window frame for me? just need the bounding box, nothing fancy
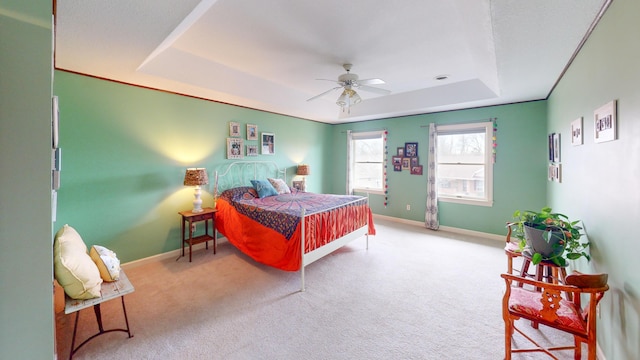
[349,130,386,195]
[436,121,493,207]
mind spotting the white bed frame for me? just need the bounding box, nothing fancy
[214,161,370,292]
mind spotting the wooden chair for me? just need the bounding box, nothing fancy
[501,272,608,359]
[504,222,527,275]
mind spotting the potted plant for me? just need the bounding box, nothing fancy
[512,207,590,267]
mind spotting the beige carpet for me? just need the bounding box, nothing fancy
[55,218,579,359]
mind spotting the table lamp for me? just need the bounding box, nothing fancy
[183,168,209,213]
[296,164,310,191]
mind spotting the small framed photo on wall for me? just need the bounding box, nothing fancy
[229,122,241,137]
[246,145,258,156]
[261,132,275,155]
[401,158,411,170]
[397,147,404,157]
[226,138,243,159]
[404,142,418,157]
[247,124,258,140]
[571,117,583,146]
[594,100,617,143]
[410,165,423,175]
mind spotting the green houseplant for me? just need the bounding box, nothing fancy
[512,207,590,267]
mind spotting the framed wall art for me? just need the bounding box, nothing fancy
[229,122,241,137]
[404,142,418,157]
[548,133,560,163]
[246,145,258,156]
[401,158,411,170]
[594,100,617,143]
[397,147,404,157]
[226,138,243,159]
[247,124,258,140]
[261,132,275,155]
[410,165,423,175]
[571,117,583,146]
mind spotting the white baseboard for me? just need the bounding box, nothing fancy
[123,215,503,269]
[122,239,225,269]
[372,214,504,242]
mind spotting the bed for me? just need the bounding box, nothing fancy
[213,161,375,291]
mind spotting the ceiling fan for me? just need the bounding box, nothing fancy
[307,64,390,111]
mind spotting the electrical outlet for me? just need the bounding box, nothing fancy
[191,223,197,234]
[406,204,411,211]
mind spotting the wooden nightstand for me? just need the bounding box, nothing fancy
[177,207,217,262]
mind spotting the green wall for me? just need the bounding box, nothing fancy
[547,0,640,357]
[0,1,54,358]
[54,71,331,263]
[330,101,548,236]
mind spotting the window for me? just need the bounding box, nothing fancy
[349,130,385,194]
[436,121,493,206]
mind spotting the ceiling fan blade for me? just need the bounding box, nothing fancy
[358,78,386,85]
[306,86,342,102]
[316,78,342,85]
[358,85,391,95]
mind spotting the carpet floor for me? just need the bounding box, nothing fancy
[55,218,580,359]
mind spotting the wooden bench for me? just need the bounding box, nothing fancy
[64,270,134,360]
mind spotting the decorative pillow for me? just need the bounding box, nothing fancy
[53,225,102,299]
[90,245,121,282]
[250,179,279,198]
[268,178,291,194]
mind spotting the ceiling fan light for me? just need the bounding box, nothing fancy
[351,91,362,105]
[336,90,349,107]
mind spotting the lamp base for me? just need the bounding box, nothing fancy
[192,186,203,213]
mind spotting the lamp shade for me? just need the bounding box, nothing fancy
[183,168,209,186]
[297,164,310,176]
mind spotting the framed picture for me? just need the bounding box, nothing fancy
[548,163,562,182]
[246,144,258,156]
[292,180,305,191]
[401,158,411,170]
[548,133,560,163]
[405,142,418,157]
[410,157,419,167]
[571,117,583,146]
[226,138,243,159]
[393,164,402,172]
[594,100,617,143]
[261,132,275,155]
[410,165,423,175]
[229,122,241,137]
[392,156,402,166]
[247,124,258,140]
[553,133,561,163]
[397,147,404,156]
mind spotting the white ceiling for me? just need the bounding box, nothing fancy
[55,0,608,124]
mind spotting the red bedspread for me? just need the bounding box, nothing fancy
[215,187,375,271]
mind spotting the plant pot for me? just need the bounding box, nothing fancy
[523,223,565,259]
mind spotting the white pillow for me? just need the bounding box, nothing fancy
[268,178,291,194]
[53,225,102,299]
[90,245,121,282]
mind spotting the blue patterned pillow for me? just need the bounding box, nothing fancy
[250,179,279,198]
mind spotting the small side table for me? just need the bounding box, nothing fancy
[65,270,134,360]
[177,207,217,262]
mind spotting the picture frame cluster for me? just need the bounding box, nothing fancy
[226,122,275,159]
[392,142,422,175]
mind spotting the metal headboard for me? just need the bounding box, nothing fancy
[214,161,287,198]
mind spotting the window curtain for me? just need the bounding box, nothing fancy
[346,130,353,195]
[425,123,439,230]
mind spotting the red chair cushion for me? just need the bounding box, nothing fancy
[509,287,585,332]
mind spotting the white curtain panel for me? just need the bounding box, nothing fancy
[346,130,353,195]
[425,123,439,230]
